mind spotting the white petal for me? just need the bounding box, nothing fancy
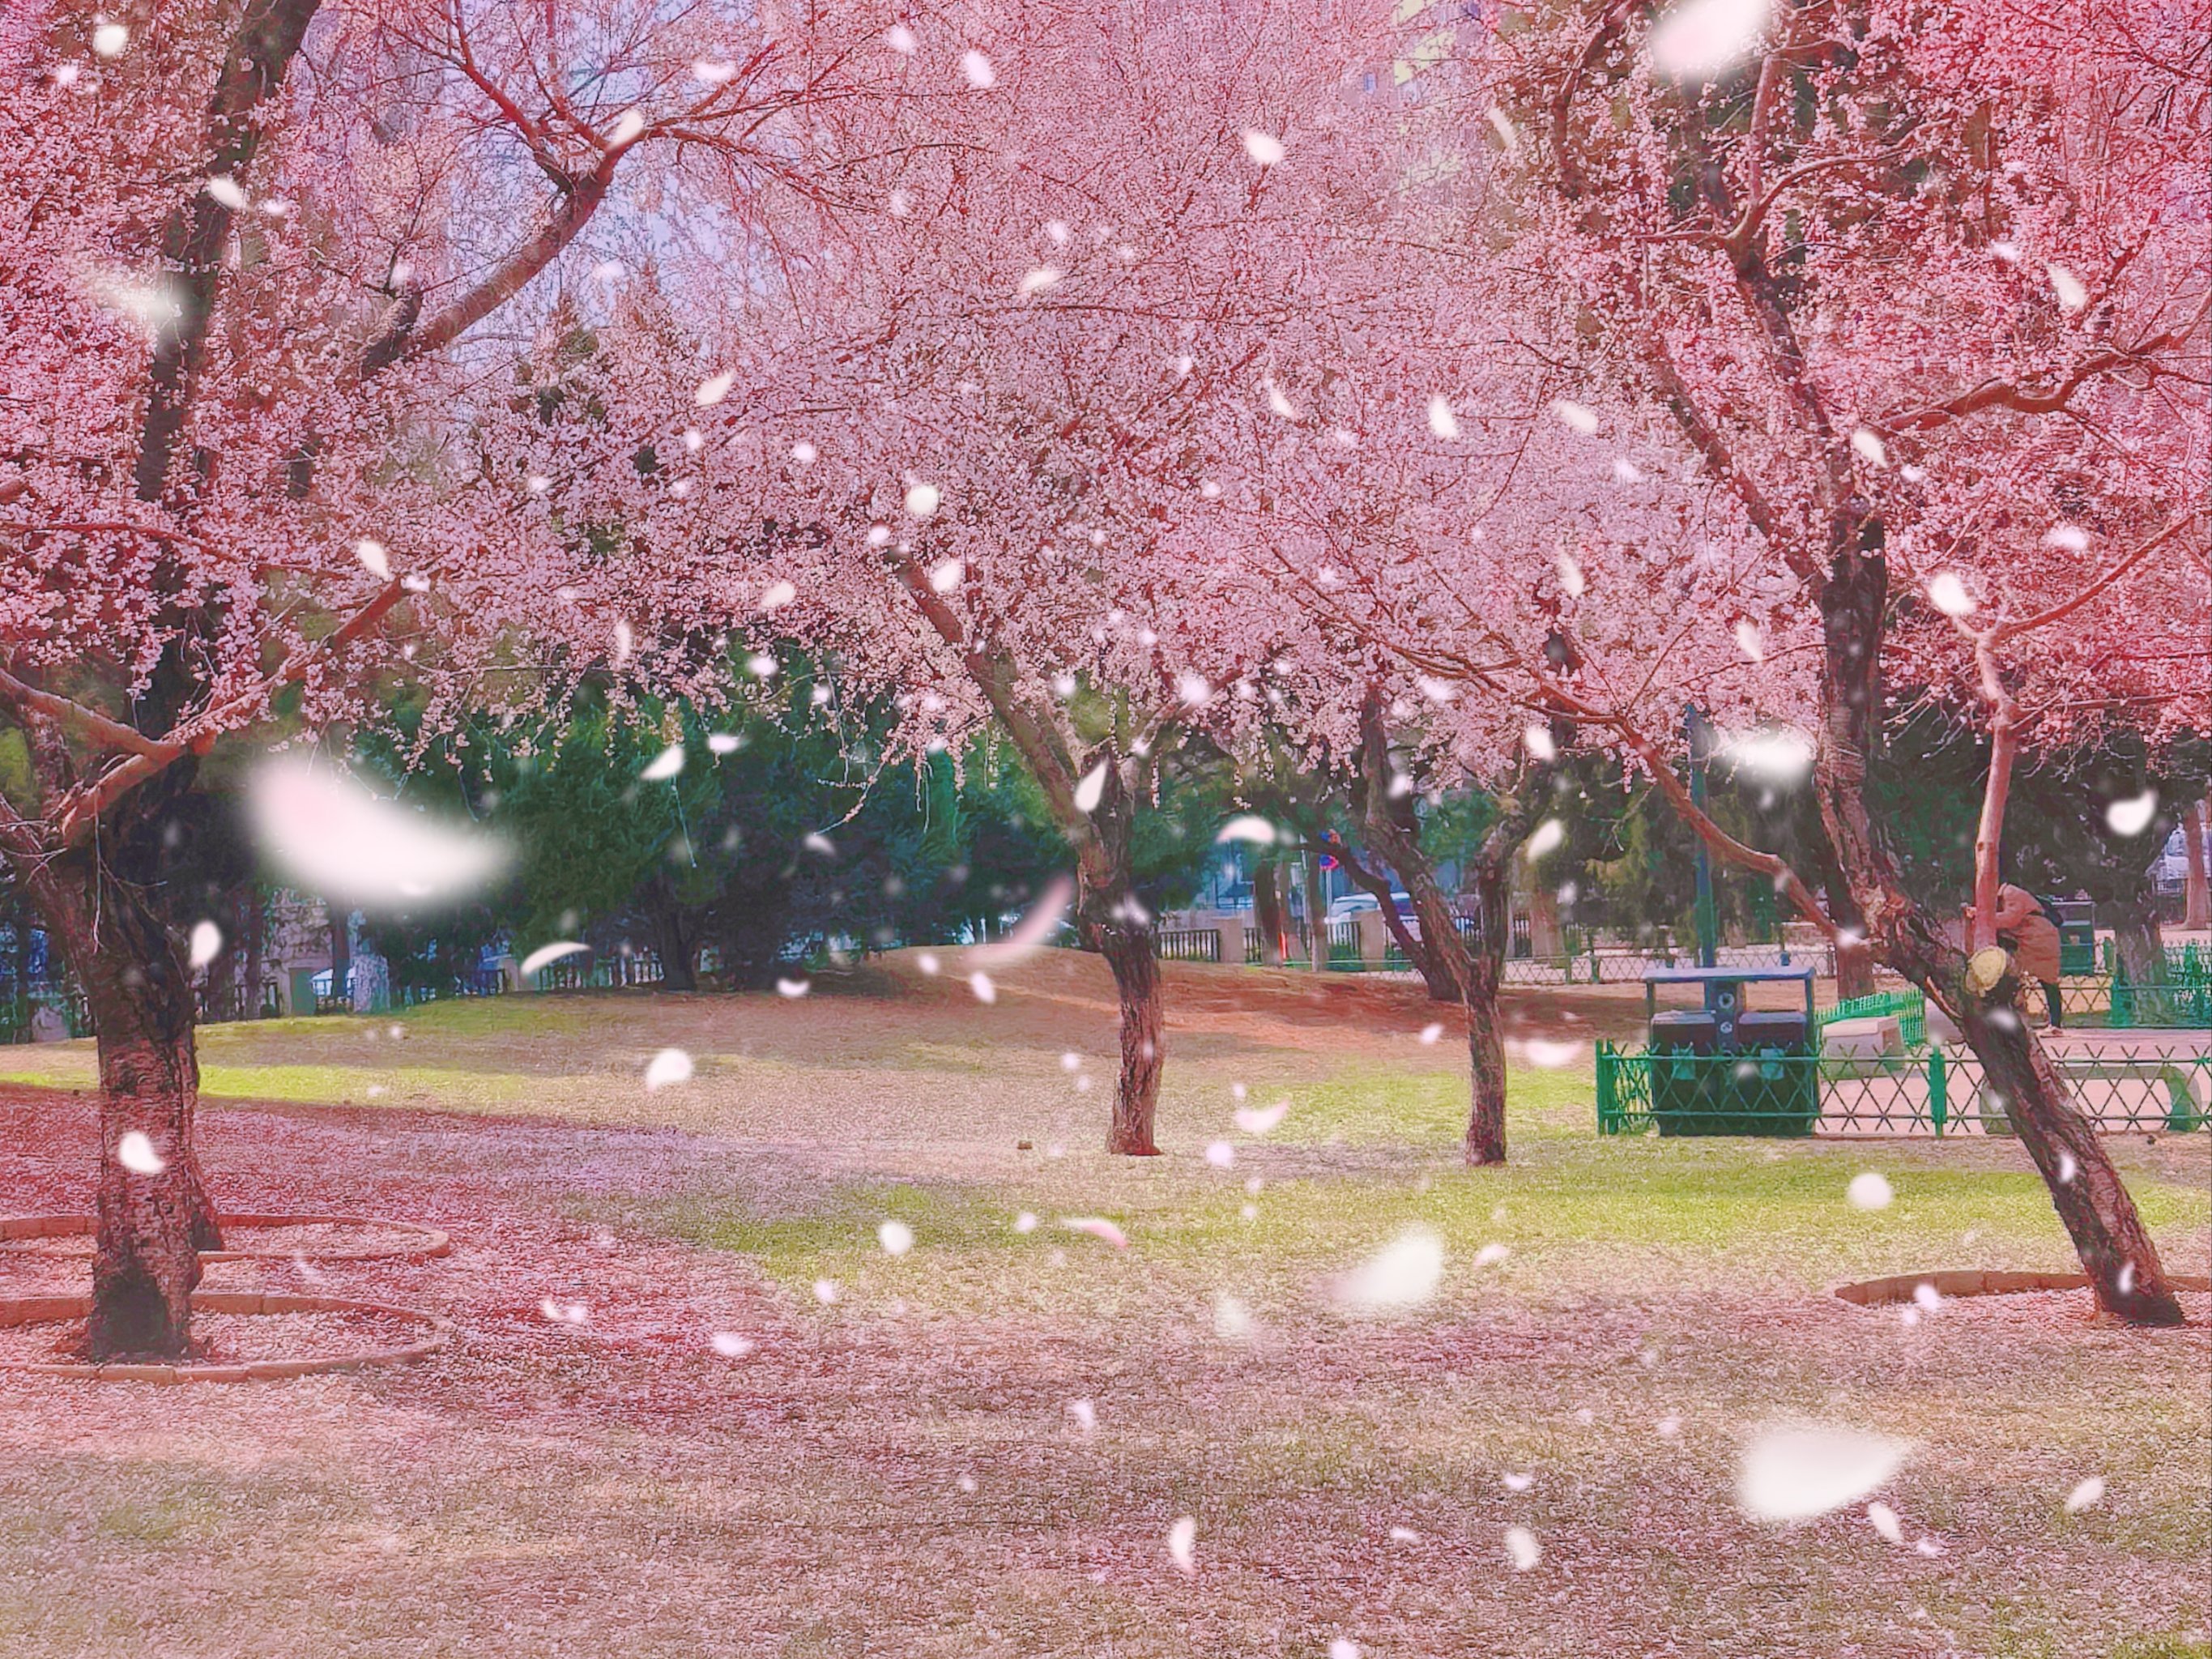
[705,732,744,755]
[905,481,941,518]
[1524,726,1558,761]
[1167,1516,1197,1574]
[1866,1502,1904,1543]
[1018,267,1061,296]
[643,1048,694,1091]
[248,761,507,910]
[1550,399,1599,435]
[204,176,248,211]
[1214,815,1276,845]
[1924,573,1975,616]
[759,580,797,612]
[1073,762,1110,815]
[1234,1100,1289,1135]
[1524,819,1565,860]
[355,539,391,580]
[2064,1476,2105,1513]
[1503,1526,1541,1572]
[117,1131,164,1175]
[519,941,587,978]
[1847,1171,1894,1210]
[1646,0,1772,79]
[1851,428,1888,467]
[2048,264,2087,312]
[695,370,736,407]
[776,977,811,999]
[2105,790,2157,837]
[968,970,996,1004]
[1242,130,1287,166]
[1335,1226,1443,1313]
[187,920,223,970]
[1427,395,1460,440]
[878,1219,914,1256]
[1737,1424,1911,1522]
[608,108,646,147]
[928,558,963,594]
[960,49,995,88]
[884,24,918,53]
[641,743,685,781]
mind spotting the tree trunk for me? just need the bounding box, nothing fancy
[2182,800,2209,932]
[1354,689,1523,1164]
[1333,830,1455,1000]
[1812,549,2182,1324]
[36,864,222,1359]
[1301,855,1328,974]
[329,901,351,1010]
[1809,832,1877,996]
[1251,852,1285,966]
[1092,916,1164,1155]
[645,884,700,992]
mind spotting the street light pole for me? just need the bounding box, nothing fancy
[1686,705,1717,968]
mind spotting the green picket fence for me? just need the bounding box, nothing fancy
[1815,988,1927,1047]
[1597,1039,2210,1137]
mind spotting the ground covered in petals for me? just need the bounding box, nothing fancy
[2,953,2206,1658]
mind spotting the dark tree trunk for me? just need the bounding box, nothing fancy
[1091,914,1163,1155]
[643,884,700,992]
[36,861,222,1359]
[1251,852,1285,966]
[1355,690,1525,1165]
[2184,800,2210,932]
[1809,831,1877,997]
[1301,855,1328,974]
[329,902,351,1010]
[1813,550,2182,1325]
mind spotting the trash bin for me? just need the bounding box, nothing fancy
[2058,919,2097,976]
[1650,1010,1720,1136]
[1731,1011,1818,1137]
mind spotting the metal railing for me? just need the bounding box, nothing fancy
[1817,988,1928,1048]
[1597,1038,2210,1137]
[1154,927,1223,964]
[536,952,666,992]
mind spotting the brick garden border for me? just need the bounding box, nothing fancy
[0,1290,454,1382]
[0,1213,450,1263]
[1835,1269,2212,1306]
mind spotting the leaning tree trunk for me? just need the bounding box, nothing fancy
[1814,548,2182,1324]
[1335,831,1457,1000]
[40,863,224,1359]
[2184,800,2210,932]
[1810,833,1878,998]
[1088,906,1163,1155]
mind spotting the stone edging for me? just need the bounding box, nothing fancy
[1835,1269,2212,1306]
[0,1213,451,1263]
[0,1290,454,1382]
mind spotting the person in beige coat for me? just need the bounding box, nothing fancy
[1966,883,2065,1030]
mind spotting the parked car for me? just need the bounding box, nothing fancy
[1328,890,1421,937]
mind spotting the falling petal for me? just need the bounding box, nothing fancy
[960,49,995,87]
[1265,380,1298,419]
[1646,0,1771,79]
[2064,1476,2105,1513]
[1502,1526,1541,1572]
[1018,267,1062,296]
[968,970,996,1004]
[1416,675,1459,704]
[1925,573,1975,617]
[706,732,744,756]
[884,23,917,52]
[641,743,685,782]
[1234,1100,1289,1135]
[1502,1472,1533,1492]
[1427,396,1460,440]
[928,558,964,594]
[1524,725,1558,761]
[607,108,646,147]
[1074,762,1110,814]
[1067,1398,1097,1431]
[1214,815,1277,847]
[710,1331,756,1357]
[248,761,507,910]
[1556,553,1586,596]
[803,832,836,856]
[204,176,248,211]
[1550,399,1599,435]
[644,1048,694,1091]
[692,58,738,84]
[759,580,797,611]
[1733,619,1766,662]
[519,941,587,978]
[1737,1424,1911,1522]
[356,539,391,579]
[1851,428,1888,467]
[1335,1226,1444,1313]
[1867,1503,1904,1544]
[813,1278,839,1304]
[1205,1141,1235,1168]
[2105,790,2156,837]
[1242,130,1287,165]
[612,619,635,665]
[1167,1516,1197,1574]
[1474,1242,1511,1268]
[696,370,735,407]
[117,1131,164,1175]
[776,977,810,999]
[878,1220,914,1256]
[1524,819,1565,860]
[2048,265,2087,312]
[1062,1216,1129,1250]
[1847,1172,1894,1210]
[970,877,1075,968]
[2043,523,2089,552]
[1517,1038,1581,1068]
[187,920,223,970]
[1419,1022,1443,1045]
[905,481,941,518]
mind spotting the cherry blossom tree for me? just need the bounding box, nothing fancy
[1276,0,2210,1320]
[529,0,1430,1156]
[0,0,891,1357]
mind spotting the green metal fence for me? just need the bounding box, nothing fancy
[1596,1039,2210,1137]
[1815,988,1928,1048]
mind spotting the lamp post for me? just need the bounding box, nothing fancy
[1686,706,1717,968]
